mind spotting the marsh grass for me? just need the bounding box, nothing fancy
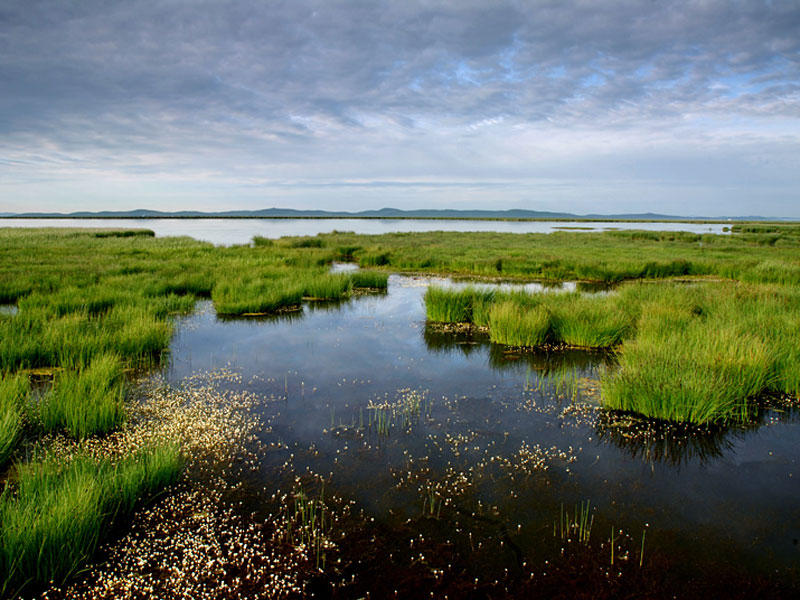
[366,390,432,436]
[279,485,331,571]
[430,289,629,349]
[349,270,389,290]
[555,501,594,546]
[1,305,174,371]
[212,277,305,315]
[424,287,496,324]
[301,274,353,300]
[426,280,800,424]
[0,374,29,467]
[602,329,771,424]
[213,270,388,316]
[550,295,633,348]
[38,354,125,438]
[0,445,183,594]
[316,228,800,284]
[489,300,551,346]
[602,283,790,424]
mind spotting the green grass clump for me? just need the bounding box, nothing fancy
[424,287,496,324]
[212,277,304,315]
[1,304,175,372]
[0,445,183,594]
[602,283,798,424]
[301,274,353,300]
[252,236,274,247]
[425,287,472,322]
[550,295,633,348]
[426,279,800,424]
[349,271,389,290]
[287,236,325,248]
[426,288,629,348]
[602,326,772,424]
[110,442,185,513]
[38,354,125,438]
[489,300,551,346]
[0,374,30,467]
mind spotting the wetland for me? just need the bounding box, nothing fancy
[1,225,799,598]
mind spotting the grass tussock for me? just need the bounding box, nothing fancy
[0,374,30,467]
[349,270,389,290]
[38,354,126,438]
[424,287,496,325]
[424,281,800,424]
[212,277,305,315]
[602,327,772,424]
[550,295,633,348]
[0,445,183,593]
[427,288,630,349]
[602,283,799,424]
[489,300,551,346]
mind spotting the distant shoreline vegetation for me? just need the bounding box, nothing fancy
[3,207,798,224]
[5,215,800,225]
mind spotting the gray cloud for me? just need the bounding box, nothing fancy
[1,0,799,215]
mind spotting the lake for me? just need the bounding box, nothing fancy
[0,218,729,246]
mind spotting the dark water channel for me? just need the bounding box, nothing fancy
[165,274,799,593]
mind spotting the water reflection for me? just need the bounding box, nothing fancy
[215,308,305,324]
[595,412,742,468]
[0,304,18,316]
[421,323,490,357]
[486,344,613,375]
[596,400,800,468]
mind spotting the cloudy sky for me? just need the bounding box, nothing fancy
[1,0,799,216]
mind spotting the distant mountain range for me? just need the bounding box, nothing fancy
[0,207,789,221]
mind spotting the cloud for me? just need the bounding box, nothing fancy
[0,0,798,215]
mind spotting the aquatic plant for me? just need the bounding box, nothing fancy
[489,300,551,346]
[422,487,443,519]
[278,484,332,571]
[555,500,594,546]
[38,354,126,438]
[212,277,305,315]
[301,273,353,300]
[348,270,389,290]
[425,286,496,325]
[549,295,632,348]
[602,314,773,425]
[0,445,183,594]
[0,374,29,467]
[426,278,800,424]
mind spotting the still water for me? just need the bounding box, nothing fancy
[165,273,799,587]
[0,218,728,246]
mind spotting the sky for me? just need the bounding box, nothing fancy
[1,0,799,217]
